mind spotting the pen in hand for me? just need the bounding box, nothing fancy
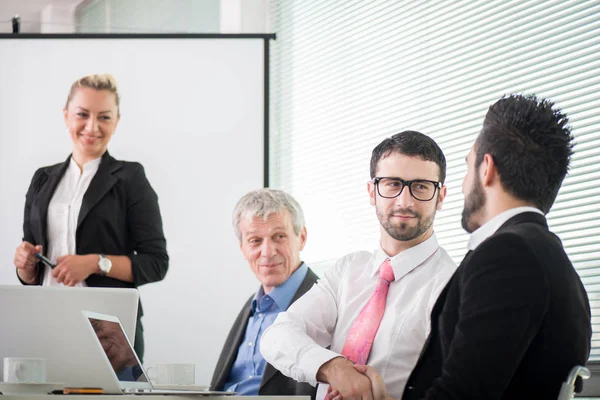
[35,253,56,269]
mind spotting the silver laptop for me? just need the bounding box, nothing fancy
[82,310,233,395]
[0,285,139,387]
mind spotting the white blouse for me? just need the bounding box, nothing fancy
[42,157,101,287]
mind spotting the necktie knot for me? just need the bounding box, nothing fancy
[380,259,395,283]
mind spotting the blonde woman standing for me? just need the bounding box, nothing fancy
[13,74,169,361]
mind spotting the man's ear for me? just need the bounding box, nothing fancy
[481,153,498,187]
[299,226,307,251]
[436,185,447,211]
[368,181,376,206]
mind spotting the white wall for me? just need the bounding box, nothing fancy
[0,0,83,33]
[220,0,270,34]
[0,0,273,386]
[75,0,220,33]
[0,37,268,385]
[41,2,79,32]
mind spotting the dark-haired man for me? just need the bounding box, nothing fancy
[356,95,592,400]
[261,131,457,400]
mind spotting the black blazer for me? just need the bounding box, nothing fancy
[20,151,169,297]
[210,267,319,399]
[403,212,591,400]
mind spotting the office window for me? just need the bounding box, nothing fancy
[75,0,220,33]
[270,0,600,358]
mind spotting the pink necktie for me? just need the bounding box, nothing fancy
[341,259,395,365]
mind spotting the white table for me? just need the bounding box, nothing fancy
[0,396,310,400]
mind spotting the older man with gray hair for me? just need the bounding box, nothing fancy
[210,188,318,398]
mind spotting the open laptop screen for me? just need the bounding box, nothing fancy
[83,310,151,388]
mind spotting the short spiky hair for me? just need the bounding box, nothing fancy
[370,130,447,183]
[476,94,574,214]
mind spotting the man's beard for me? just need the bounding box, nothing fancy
[378,202,436,242]
[461,172,486,233]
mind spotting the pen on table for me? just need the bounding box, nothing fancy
[51,388,104,395]
[35,252,56,269]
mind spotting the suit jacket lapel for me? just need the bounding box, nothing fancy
[35,156,70,251]
[215,303,252,389]
[290,268,319,304]
[410,250,472,370]
[260,364,278,392]
[416,212,545,359]
[77,152,121,230]
[260,267,319,389]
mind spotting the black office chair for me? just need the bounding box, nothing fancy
[557,365,590,400]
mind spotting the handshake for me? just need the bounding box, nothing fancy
[320,357,393,400]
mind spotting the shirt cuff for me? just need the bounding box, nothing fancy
[224,383,238,392]
[298,346,344,386]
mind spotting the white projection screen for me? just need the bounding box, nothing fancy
[0,34,272,384]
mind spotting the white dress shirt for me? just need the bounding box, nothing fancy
[43,157,101,287]
[260,234,457,399]
[467,206,544,251]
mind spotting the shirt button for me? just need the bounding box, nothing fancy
[249,375,253,379]
[258,313,263,317]
[247,342,253,347]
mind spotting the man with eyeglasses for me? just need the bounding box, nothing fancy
[260,131,457,400]
[350,95,591,400]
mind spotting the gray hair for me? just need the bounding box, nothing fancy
[233,188,306,240]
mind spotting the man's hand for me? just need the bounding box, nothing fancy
[53,254,98,286]
[354,365,394,400]
[14,242,42,283]
[317,357,374,400]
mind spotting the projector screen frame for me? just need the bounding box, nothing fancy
[0,33,276,383]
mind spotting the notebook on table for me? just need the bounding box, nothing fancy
[81,310,233,395]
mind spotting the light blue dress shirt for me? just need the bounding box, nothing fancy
[224,263,308,395]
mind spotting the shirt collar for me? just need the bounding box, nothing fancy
[69,156,102,174]
[372,234,440,282]
[251,262,308,314]
[467,206,544,251]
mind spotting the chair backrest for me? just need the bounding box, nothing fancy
[557,365,590,400]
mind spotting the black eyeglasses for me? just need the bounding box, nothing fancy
[373,177,441,201]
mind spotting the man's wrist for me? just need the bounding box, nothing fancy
[317,356,351,383]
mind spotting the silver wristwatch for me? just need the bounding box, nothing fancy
[98,254,112,276]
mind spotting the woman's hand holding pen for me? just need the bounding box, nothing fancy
[52,254,98,286]
[14,241,42,283]
[15,248,110,286]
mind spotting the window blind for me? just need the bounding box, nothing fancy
[269,0,600,358]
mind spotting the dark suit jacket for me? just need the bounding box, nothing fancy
[403,212,591,400]
[210,267,319,399]
[19,151,169,358]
